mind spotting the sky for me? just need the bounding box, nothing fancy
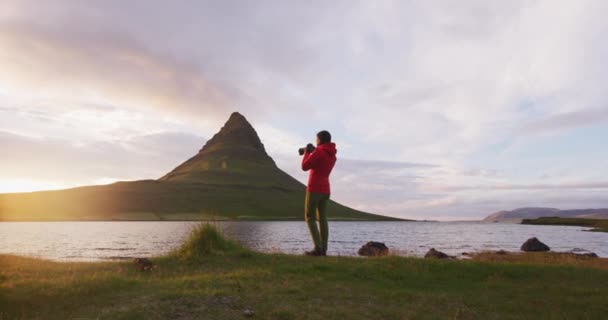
[1,0,607,220]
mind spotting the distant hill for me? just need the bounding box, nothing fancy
[0,112,400,221]
[483,207,608,222]
[521,217,608,232]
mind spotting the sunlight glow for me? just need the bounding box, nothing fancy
[0,179,70,194]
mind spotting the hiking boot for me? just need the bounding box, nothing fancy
[304,249,323,256]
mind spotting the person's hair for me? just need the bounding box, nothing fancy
[317,130,332,144]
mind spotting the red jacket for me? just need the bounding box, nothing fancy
[301,142,337,194]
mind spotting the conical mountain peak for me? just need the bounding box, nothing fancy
[160,112,279,182]
[198,112,267,155]
[225,111,249,126]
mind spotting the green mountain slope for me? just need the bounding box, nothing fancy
[0,112,400,221]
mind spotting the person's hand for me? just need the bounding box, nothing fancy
[306,143,315,153]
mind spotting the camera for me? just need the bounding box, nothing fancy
[298,143,316,156]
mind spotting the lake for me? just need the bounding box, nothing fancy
[1,221,606,261]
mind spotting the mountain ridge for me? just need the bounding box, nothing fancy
[483,207,608,222]
[0,112,401,221]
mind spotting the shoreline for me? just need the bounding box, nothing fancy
[0,218,412,222]
[1,225,607,319]
[4,248,607,262]
[521,217,608,232]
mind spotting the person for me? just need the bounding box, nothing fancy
[301,130,337,256]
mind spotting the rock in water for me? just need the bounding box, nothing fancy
[133,258,154,271]
[520,237,550,252]
[424,248,451,259]
[358,241,389,256]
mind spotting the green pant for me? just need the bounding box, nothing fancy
[305,191,329,252]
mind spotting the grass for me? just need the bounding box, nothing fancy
[170,224,249,260]
[471,251,608,270]
[1,224,607,319]
[522,217,608,232]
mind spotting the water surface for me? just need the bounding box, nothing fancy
[1,221,606,261]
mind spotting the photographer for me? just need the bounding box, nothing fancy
[300,130,337,256]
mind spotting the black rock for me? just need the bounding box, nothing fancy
[424,248,450,259]
[358,241,389,256]
[520,237,550,252]
[495,250,508,255]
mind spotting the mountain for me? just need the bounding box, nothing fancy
[483,207,608,222]
[0,112,400,221]
[159,112,300,190]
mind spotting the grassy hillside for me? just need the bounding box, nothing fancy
[522,217,608,232]
[0,112,400,221]
[1,225,607,319]
[0,180,396,221]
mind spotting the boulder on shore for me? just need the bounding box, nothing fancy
[358,241,389,256]
[520,237,550,252]
[424,248,451,259]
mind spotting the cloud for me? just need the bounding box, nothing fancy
[0,21,235,122]
[0,0,364,122]
[338,158,438,170]
[427,182,608,192]
[0,130,205,184]
[1,1,608,219]
[520,107,608,134]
